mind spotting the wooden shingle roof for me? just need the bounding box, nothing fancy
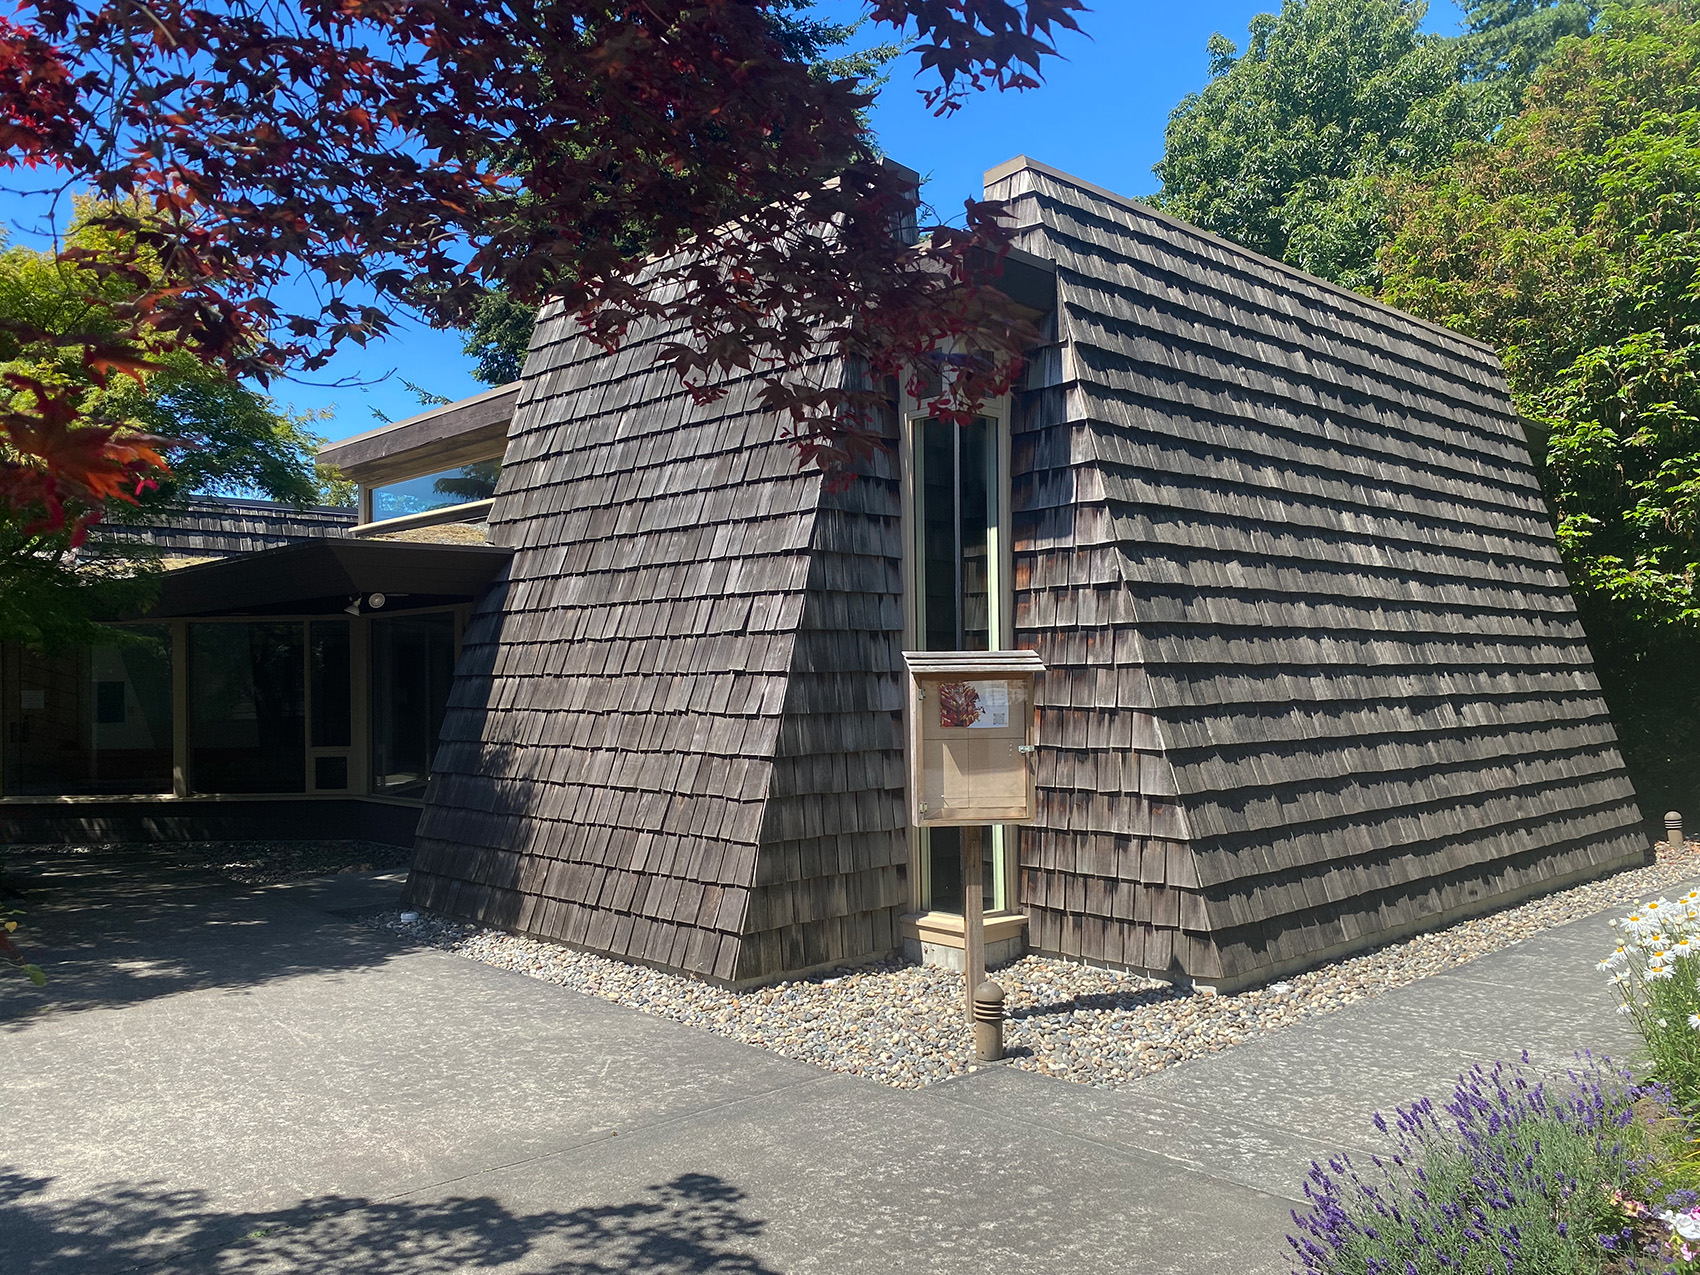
[405,155,1647,991]
[992,157,1646,985]
[95,495,356,562]
[404,304,907,982]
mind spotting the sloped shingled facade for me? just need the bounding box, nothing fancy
[405,155,1646,989]
[993,157,1646,985]
[403,310,909,981]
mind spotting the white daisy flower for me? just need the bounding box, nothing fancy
[1619,1003,1636,1015]
[1687,1013,1700,1030]
[1650,966,1676,981]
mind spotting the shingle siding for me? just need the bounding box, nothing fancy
[993,159,1646,985]
[405,300,908,981]
[96,496,356,558]
[405,155,1646,989]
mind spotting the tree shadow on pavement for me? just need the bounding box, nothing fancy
[1,1168,780,1274]
[0,847,415,1030]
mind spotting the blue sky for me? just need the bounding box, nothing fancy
[2,1,1470,444]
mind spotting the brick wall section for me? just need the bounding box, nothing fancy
[993,159,1648,985]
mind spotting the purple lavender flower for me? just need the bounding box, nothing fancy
[1286,1054,1667,1274]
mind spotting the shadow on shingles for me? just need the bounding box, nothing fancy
[0,849,417,1030]
[0,1168,780,1275]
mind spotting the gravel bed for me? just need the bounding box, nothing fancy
[359,841,1700,1092]
[4,840,409,886]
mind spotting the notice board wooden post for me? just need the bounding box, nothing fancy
[903,650,1044,1023]
[961,825,985,1022]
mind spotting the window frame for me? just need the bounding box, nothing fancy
[898,387,1019,920]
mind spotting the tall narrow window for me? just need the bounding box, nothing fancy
[309,621,352,791]
[912,414,1008,916]
[371,613,455,797]
[916,416,999,651]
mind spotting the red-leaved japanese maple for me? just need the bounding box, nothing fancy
[0,0,1084,537]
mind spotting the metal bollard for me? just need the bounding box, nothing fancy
[1669,811,1685,849]
[972,979,1005,1063]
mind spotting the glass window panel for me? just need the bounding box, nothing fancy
[923,827,997,916]
[190,623,306,794]
[1,627,174,795]
[914,416,997,652]
[911,414,1005,915]
[314,755,349,791]
[371,459,500,521]
[960,417,994,651]
[919,418,958,651]
[371,613,455,797]
[309,621,352,748]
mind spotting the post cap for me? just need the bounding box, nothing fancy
[973,979,1004,1006]
[1669,811,1684,826]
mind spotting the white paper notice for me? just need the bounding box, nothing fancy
[969,680,1009,729]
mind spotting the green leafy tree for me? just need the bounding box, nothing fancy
[0,206,348,648]
[1381,1,1700,817]
[1459,0,1599,92]
[461,291,540,386]
[1154,0,1593,291]
[1154,0,1487,290]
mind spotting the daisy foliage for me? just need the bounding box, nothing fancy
[1606,893,1700,1110]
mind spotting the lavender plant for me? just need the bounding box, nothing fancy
[1287,1056,1664,1274]
[1602,894,1700,1112]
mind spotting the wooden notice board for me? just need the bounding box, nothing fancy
[903,650,1043,827]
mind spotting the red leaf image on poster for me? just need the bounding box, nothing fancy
[937,681,982,728]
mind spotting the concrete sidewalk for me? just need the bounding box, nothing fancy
[0,849,1650,1274]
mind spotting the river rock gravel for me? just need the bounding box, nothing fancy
[358,840,1700,1091]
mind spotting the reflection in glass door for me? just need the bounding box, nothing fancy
[371,613,456,796]
[912,414,1008,915]
[189,623,307,793]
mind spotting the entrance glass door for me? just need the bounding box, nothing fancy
[912,415,1008,915]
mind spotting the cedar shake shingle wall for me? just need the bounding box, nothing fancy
[992,158,1647,985]
[95,496,356,558]
[404,299,908,982]
[739,449,909,982]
